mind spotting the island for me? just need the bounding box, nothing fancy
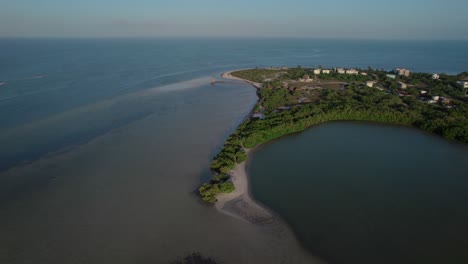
[199,66,468,203]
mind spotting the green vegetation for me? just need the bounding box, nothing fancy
[231,68,283,83]
[199,67,468,203]
[199,135,243,203]
[239,86,467,147]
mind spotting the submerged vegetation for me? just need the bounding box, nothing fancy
[199,67,468,203]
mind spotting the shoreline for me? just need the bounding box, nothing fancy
[212,75,323,262]
[214,148,276,225]
[221,70,262,89]
[215,70,284,226]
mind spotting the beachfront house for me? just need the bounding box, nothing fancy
[336,68,346,74]
[313,69,321,75]
[322,69,331,74]
[346,69,359,75]
[395,68,410,77]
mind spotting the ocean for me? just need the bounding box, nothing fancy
[0,38,467,263]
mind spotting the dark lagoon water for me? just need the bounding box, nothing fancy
[0,39,467,263]
[248,122,468,264]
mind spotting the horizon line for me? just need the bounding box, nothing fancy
[1,36,468,41]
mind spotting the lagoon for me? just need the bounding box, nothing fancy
[248,122,468,264]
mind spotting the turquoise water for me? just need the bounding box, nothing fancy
[248,122,468,264]
[1,39,467,263]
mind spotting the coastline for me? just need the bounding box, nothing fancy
[214,148,275,225]
[212,70,325,263]
[221,70,262,89]
[215,71,286,226]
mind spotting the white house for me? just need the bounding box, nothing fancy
[432,74,440,80]
[366,81,376,88]
[313,69,321,75]
[457,81,468,88]
[322,69,331,74]
[336,68,346,74]
[397,82,407,89]
[346,69,359,75]
[395,68,410,77]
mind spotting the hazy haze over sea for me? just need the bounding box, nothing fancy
[0,39,467,263]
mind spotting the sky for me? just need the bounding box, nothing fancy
[1,0,468,39]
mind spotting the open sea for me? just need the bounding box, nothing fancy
[0,39,467,264]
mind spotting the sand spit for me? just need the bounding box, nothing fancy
[221,70,262,89]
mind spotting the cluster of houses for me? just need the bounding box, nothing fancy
[302,67,414,78]
[312,68,365,75]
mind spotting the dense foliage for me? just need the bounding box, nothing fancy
[199,135,244,203]
[239,86,467,147]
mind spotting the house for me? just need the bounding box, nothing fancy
[336,68,346,74]
[322,69,331,74]
[313,69,321,75]
[299,75,313,82]
[432,74,440,80]
[346,69,359,75]
[366,81,376,88]
[395,68,410,77]
[432,95,440,101]
[457,81,468,88]
[360,72,368,76]
[397,82,407,89]
[386,74,396,79]
[420,90,428,94]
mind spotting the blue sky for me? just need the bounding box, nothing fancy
[1,0,467,39]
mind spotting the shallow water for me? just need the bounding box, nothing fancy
[0,81,318,263]
[248,122,468,264]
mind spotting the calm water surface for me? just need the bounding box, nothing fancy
[248,122,468,264]
[1,39,467,263]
